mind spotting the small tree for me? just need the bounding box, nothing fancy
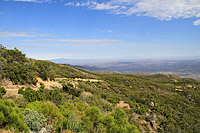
[82,106,102,132]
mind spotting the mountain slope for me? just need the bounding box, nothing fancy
[0,45,200,132]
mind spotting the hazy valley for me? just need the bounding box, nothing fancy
[51,58,200,81]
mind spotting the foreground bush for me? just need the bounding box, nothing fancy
[23,108,48,132]
[98,108,140,133]
[81,106,140,133]
[0,99,29,132]
[26,101,65,132]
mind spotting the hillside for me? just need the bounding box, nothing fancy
[0,45,200,133]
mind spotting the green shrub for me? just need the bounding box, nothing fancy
[0,93,2,99]
[0,86,6,99]
[0,111,4,125]
[18,87,24,95]
[0,86,6,95]
[106,108,139,133]
[60,102,86,132]
[3,94,27,107]
[81,106,102,132]
[24,87,37,102]
[46,89,64,105]
[46,125,54,132]
[0,99,29,132]
[107,98,119,104]
[98,114,116,132]
[23,108,48,132]
[65,112,82,132]
[26,101,65,130]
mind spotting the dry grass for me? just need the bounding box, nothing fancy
[4,89,19,96]
[0,128,15,133]
[81,91,93,98]
[36,78,62,89]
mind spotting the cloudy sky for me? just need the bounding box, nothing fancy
[0,0,200,60]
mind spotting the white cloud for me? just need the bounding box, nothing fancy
[5,0,53,3]
[98,29,113,33]
[21,38,131,47]
[124,0,200,20]
[92,2,119,10]
[46,39,119,43]
[193,19,200,25]
[0,31,35,37]
[64,1,119,10]
[65,0,200,25]
[21,38,161,47]
[9,0,200,25]
[14,0,37,2]
[64,2,74,6]
[0,30,49,37]
[27,53,79,60]
[22,39,120,44]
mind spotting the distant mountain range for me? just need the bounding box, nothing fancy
[49,58,121,65]
[50,56,200,65]
[50,58,200,81]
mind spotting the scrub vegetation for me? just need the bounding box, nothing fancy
[0,44,200,132]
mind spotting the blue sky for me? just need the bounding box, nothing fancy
[0,0,200,60]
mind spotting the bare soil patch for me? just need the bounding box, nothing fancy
[117,101,130,109]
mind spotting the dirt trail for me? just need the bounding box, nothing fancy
[1,77,100,96]
[0,79,38,90]
[55,78,102,82]
[1,78,62,96]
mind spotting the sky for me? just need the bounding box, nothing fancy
[0,0,200,60]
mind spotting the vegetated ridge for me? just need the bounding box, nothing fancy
[0,44,200,133]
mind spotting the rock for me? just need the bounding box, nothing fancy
[39,128,47,133]
[150,102,155,107]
